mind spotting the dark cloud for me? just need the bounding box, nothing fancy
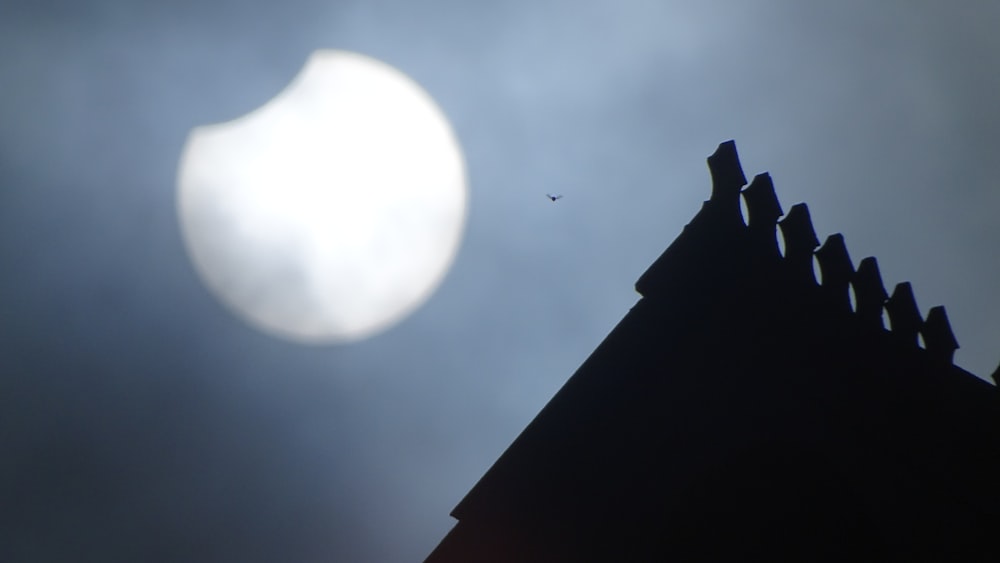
[2,1,998,561]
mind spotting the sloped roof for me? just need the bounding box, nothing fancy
[427,141,1000,562]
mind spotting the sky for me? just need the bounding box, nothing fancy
[2,0,999,561]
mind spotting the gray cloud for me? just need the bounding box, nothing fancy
[2,0,998,561]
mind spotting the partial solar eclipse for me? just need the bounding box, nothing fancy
[177,50,467,343]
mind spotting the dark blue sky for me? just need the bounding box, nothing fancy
[2,1,998,561]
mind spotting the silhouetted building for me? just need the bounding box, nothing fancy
[425,141,1000,562]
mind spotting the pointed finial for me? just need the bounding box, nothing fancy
[815,234,855,313]
[853,257,889,331]
[885,282,923,347]
[742,173,783,258]
[742,173,783,226]
[778,203,820,286]
[922,306,959,365]
[707,140,747,203]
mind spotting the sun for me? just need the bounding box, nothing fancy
[176,50,467,343]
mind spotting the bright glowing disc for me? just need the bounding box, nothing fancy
[177,50,467,343]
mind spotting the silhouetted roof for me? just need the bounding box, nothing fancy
[427,141,1000,563]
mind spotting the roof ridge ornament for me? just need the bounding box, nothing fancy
[815,234,855,314]
[853,257,889,331]
[742,173,783,260]
[923,306,959,364]
[707,140,747,202]
[777,203,820,286]
[886,282,923,348]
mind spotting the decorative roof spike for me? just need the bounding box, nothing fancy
[742,173,783,259]
[707,140,747,203]
[815,234,855,313]
[853,257,889,331]
[778,203,820,255]
[885,282,923,347]
[777,203,820,286]
[742,173,783,227]
[923,306,959,365]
